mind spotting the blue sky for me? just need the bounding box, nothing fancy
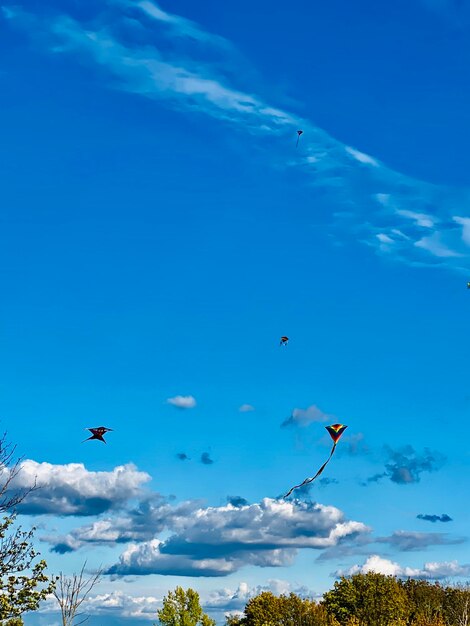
[1,0,470,623]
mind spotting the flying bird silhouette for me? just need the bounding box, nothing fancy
[83,427,113,444]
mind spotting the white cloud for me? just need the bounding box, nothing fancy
[205,579,313,613]
[281,405,331,428]
[167,395,197,409]
[345,146,379,167]
[9,460,150,515]
[4,2,470,273]
[454,216,470,246]
[37,590,161,618]
[136,0,180,24]
[82,590,161,618]
[133,0,232,50]
[415,233,464,258]
[376,233,394,244]
[100,498,369,576]
[396,209,436,228]
[336,555,470,580]
[239,404,255,412]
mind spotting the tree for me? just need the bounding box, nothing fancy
[239,591,336,626]
[443,584,470,626]
[157,587,215,626]
[322,572,409,626]
[0,433,36,513]
[0,433,55,621]
[53,562,102,626]
[401,579,445,626]
[0,516,53,620]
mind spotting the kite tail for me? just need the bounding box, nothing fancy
[296,136,300,148]
[283,443,337,498]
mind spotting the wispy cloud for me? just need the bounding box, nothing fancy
[239,404,255,412]
[376,530,463,551]
[365,446,445,485]
[167,395,196,409]
[132,0,233,50]
[3,0,470,273]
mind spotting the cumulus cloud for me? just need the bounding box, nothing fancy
[8,460,150,516]
[205,580,312,613]
[336,555,470,580]
[167,395,196,409]
[417,513,453,523]
[44,496,202,552]
[37,590,161,619]
[281,405,331,428]
[366,446,445,485]
[102,498,369,576]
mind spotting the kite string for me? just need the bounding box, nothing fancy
[283,443,337,498]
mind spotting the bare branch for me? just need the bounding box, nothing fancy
[0,432,38,512]
[52,561,102,626]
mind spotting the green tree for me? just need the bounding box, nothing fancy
[157,587,215,626]
[240,591,336,626]
[322,572,409,626]
[0,434,55,621]
[0,516,54,620]
[401,579,445,626]
[243,591,281,626]
[443,584,470,626]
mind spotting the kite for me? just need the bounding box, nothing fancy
[83,426,113,444]
[280,336,289,346]
[283,423,347,498]
[296,130,303,148]
[467,282,470,289]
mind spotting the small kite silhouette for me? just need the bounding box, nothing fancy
[296,130,303,148]
[283,423,347,498]
[280,336,289,346]
[83,426,113,444]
